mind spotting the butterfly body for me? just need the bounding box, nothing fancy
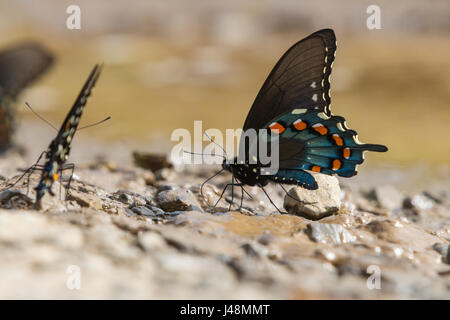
[222,159,270,187]
[34,65,102,205]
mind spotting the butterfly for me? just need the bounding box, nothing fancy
[0,42,54,151]
[202,29,388,212]
[4,64,104,208]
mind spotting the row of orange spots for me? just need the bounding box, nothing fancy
[293,119,307,131]
[312,123,328,135]
[343,147,351,159]
[311,159,342,173]
[331,134,343,146]
[268,122,285,134]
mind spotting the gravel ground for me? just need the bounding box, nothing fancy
[0,126,448,299]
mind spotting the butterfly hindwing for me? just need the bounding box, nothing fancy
[271,169,318,190]
[263,109,388,180]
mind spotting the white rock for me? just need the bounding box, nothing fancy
[306,222,356,245]
[283,173,341,220]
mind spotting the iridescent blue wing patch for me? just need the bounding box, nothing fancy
[264,108,388,188]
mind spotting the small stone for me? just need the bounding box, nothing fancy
[257,232,274,246]
[138,231,167,252]
[142,170,156,185]
[110,190,149,206]
[110,190,133,204]
[156,188,203,212]
[105,161,117,172]
[432,243,449,264]
[132,152,172,171]
[131,206,155,216]
[0,190,33,209]
[67,190,102,210]
[283,173,341,220]
[155,168,176,181]
[306,222,356,245]
[369,186,405,211]
[157,182,179,192]
[150,206,165,215]
[403,194,433,211]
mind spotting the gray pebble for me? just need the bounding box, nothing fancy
[156,188,203,212]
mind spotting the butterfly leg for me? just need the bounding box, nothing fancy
[25,165,41,196]
[58,168,63,200]
[200,168,224,204]
[60,163,75,199]
[213,183,231,210]
[260,185,284,214]
[229,174,235,211]
[5,151,46,192]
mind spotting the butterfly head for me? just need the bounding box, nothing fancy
[221,157,235,173]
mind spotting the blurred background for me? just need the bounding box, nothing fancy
[0,0,449,167]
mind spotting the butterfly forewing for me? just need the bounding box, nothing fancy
[242,29,336,132]
[55,64,102,144]
[34,65,102,204]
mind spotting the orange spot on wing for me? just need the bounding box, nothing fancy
[332,134,343,146]
[65,121,70,131]
[332,159,341,170]
[343,148,351,159]
[312,123,328,135]
[311,165,321,173]
[53,173,59,181]
[268,122,285,134]
[293,119,307,131]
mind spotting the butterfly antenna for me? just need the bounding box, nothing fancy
[182,149,226,160]
[79,116,111,130]
[204,131,228,159]
[2,150,47,191]
[200,168,225,207]
[25,102,58,131]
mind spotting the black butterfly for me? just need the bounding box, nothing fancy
[202,29,388,212]
[0,42,54,151]
[5,65,104,208]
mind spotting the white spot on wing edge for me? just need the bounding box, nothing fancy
[312,94,318,102]
[292,109,307,114]
[337,123,346,132]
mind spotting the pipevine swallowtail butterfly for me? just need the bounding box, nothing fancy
[202,29,388,212]
[4,64,104,208]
